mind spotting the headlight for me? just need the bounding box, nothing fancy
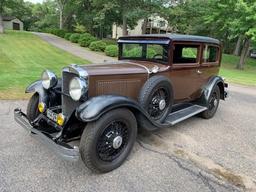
[41,70,58,89]
[69,77,87,101]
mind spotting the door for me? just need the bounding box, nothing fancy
[13,22,20,30]
[168,42,203,102]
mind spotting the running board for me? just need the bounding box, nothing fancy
[165,105,207,126]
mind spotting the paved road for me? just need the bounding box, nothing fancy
[34,32,116,63]
[0,84,255,192]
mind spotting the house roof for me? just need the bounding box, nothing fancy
[118,33,220,45]
[3,16,18,21]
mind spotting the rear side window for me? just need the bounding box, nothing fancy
[203,45,219,63]
[173,44,199,64]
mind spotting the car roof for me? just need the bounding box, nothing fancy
[118,33,220,45]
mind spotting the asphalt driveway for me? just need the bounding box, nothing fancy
[0,84,256,192]
[34,32,116,63]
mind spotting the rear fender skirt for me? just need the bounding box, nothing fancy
[25,80,49,103]
[199,76,226,106]
[76,95,171,130]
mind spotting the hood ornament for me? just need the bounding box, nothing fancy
[151,65,160,73]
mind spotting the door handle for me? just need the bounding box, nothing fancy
[197,70,202,74]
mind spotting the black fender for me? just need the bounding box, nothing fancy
[75,95,172,130]
[199,76,226,106]
[25,80,48,103]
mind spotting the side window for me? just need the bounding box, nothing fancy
[173,44,199,64]
[203,45,219,63]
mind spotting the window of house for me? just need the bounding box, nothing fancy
[173,44,199,64]
[203,45,219,63]
[158,21,166,28]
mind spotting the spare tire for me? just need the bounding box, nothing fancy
[138,75,173,123]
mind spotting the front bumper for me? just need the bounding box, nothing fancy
[14,108,80,161]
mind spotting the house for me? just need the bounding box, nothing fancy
[112,15,172,39]
[3,16,24,31]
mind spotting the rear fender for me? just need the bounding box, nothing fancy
[200,76,226,106]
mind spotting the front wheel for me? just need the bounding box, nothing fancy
[79,108,137,173]
[26,93,40,122]
[200,86,220,119]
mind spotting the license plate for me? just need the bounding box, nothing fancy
[46,109,57,122]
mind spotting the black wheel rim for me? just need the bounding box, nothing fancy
[147,87,169,120]
[209,92,218,111]
[96,120,129,162]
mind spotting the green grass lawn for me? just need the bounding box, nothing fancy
[220,54,256,86]
[0,30,88,99]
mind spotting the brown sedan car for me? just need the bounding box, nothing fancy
[14,34,228,172]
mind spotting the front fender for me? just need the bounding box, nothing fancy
[25,80,48,103]
[76,95,144,122]
[75,95,175,130]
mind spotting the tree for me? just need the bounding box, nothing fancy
[0,0,15,33]
[30,0,58,31]
[230,0,256,69]
[56,0,69,29]
[166,0,256,70]
[233,35,243,56]
[0,0,34,32]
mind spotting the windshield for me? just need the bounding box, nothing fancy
[120,43,169,64]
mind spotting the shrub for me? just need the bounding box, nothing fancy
[64,33,72,40]
[42,28,67,38]
[78,33,97,47]
[147,48,157,58]
[74,24,87,33]
[89,40,107,52]
[105,45,118,57]
[54,29,67,38]
[69,33,80,43]
[102,38,117,45]
[123,47,142,57]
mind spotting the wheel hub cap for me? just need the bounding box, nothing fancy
[159,99,166,110]
[213,99,218,107]
[113,136,123,149]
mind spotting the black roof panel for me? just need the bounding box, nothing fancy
[119,33,220,45]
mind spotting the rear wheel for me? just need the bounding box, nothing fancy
[200,86,220,119]
[26,93,40,122]
[80,108,137,173]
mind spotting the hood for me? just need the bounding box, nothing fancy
[80,61,169,76]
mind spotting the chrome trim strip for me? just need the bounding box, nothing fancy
[14,108,80,161]
[68,64,88,78]
[127,62,151,74]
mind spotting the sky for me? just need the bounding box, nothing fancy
[24,0,44,3]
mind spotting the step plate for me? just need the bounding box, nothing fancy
[165,105,207,126]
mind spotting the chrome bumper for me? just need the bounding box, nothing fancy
[14,108,80,161]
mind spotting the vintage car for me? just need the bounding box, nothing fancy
[14,34,228,172]
[250,49,256,59]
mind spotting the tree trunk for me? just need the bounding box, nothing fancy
[233,35,243,56]
[236,38,250,70]
[0,14,4,34]
[122,15,128,36]
[141,18,148,34]
[59,9,63,29]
